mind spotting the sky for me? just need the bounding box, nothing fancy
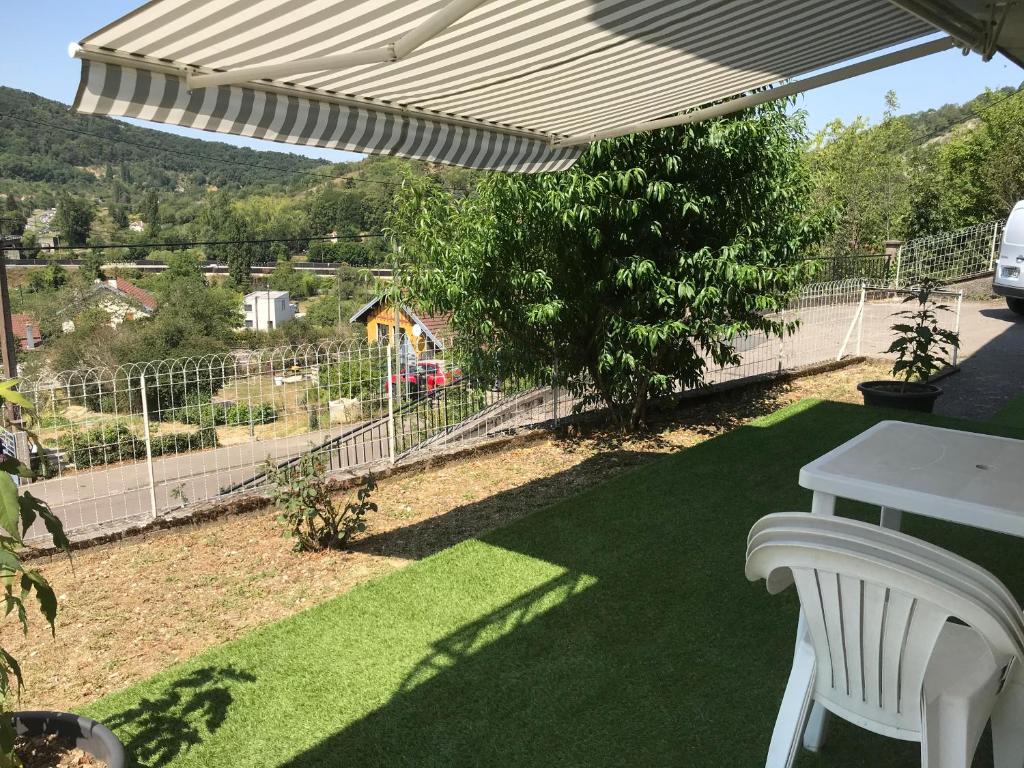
[3,1,1024,164]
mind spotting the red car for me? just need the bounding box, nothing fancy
[387,360,463,396]
[417,359,463,392]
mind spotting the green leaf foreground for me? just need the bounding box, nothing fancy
[0,380,71,765]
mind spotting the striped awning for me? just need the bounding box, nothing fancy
[72,0,948,172]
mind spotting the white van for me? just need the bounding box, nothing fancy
[995,201,1024,316]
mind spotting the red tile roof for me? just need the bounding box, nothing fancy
[417,312,451,343]
[113,278,157,311]
[10,314,40,350]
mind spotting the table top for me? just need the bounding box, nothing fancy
[799,420,1024,536]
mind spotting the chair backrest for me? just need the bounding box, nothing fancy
[748,514,1024,653]
[746,514,1021,739]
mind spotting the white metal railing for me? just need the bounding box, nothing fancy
[894,220,1002,288]
[11,278,895,543]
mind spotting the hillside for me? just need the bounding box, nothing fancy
[0,86,342,199]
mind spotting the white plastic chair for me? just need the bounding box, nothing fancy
[745,513,1024,768]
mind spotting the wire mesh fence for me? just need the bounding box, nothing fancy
[894,220,1002,287]
[809,219,1003,288]
[10,276,949,543]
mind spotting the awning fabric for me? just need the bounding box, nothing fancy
[73,0,939,172]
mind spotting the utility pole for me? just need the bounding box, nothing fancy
[0,217,20,429]
[0,219,17,379]
[336,264,342,334]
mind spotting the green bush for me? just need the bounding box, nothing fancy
[167,394,277,427]
[266,454,376,551]
[58,423,219,469]
[318,356,385,403]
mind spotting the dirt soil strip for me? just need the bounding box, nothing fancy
[10,361,890,713]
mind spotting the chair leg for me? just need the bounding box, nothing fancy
[802,704,829,751]
[767,637,816,768]
[992,666,1024,768]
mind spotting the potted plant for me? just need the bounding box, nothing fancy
[0,381,126,768]
[858,280,960,413]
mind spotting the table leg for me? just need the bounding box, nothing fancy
[880,507,903,530]
[811,492,836,516]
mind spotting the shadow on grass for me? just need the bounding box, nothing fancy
[273,401,1024,768]
[349,379,792,563]
[350,449,658,561]
[104,665,256,768]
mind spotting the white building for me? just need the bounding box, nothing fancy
[243,290,296,331]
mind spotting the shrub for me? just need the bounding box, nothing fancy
[318,356,385,403]
[58,423,218,468]
[266,454,376,551]
[167,395,276,428]
[57,424,140,469]
[886,279,961,387]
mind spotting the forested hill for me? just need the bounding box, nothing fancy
[898,85,1016,140]
[0,86,342,196]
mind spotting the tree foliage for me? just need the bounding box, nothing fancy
[390,101,827,429]
[54,193,94,246]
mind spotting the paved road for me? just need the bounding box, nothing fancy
[931,300,1024,421]
[23,423,380,541]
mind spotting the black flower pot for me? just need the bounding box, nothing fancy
[857,380,942,413]
[13,711,126,768]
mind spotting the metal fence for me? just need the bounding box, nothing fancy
[894,219,1002,287]
[12,277,941,543]
[812,219,1003,288]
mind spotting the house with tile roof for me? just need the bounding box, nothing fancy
[95,278,158,325]
[349,297,450,360]
[10,314,41,350]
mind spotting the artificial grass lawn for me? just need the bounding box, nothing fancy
[82,399,1024,768]
[993,391,1024,431]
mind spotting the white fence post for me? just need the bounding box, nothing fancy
[837,285,866,361]
[551,360,559,426]
[386,348,396,464]
[952,291,964,368]
[138,372,158,520]
[856,283,866,356]
[893,244,903,289]
[989,221,1000,272]
[778,307,786,372]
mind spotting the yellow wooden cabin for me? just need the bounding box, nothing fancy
[349,298,450,359]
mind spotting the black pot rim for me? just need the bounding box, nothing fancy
[857,380,942,396]
[13,710,126,768]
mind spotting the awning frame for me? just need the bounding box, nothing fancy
[184,0,490,90]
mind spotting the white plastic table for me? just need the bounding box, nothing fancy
[799,419,1024,536]
[793,419,1024,750]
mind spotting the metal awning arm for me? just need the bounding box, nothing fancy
[185,0,489,90]
[552,36,955,147]
[888,0,1016,60]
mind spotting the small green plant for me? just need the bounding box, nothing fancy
[0,380,70,766]
[886,280,961,390]
[265,454,376,552]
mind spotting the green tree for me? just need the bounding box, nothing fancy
[19,231,39,258]
[390,101,826,429]
[810,92,916,255]
[141,189,160,237]
[110,204,129,230]
[197,192,257,288]
[911,88,1024,232]
[55,193,95,246]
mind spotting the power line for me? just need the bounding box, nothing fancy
[8,232,385,253]
[0,111,472,192]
